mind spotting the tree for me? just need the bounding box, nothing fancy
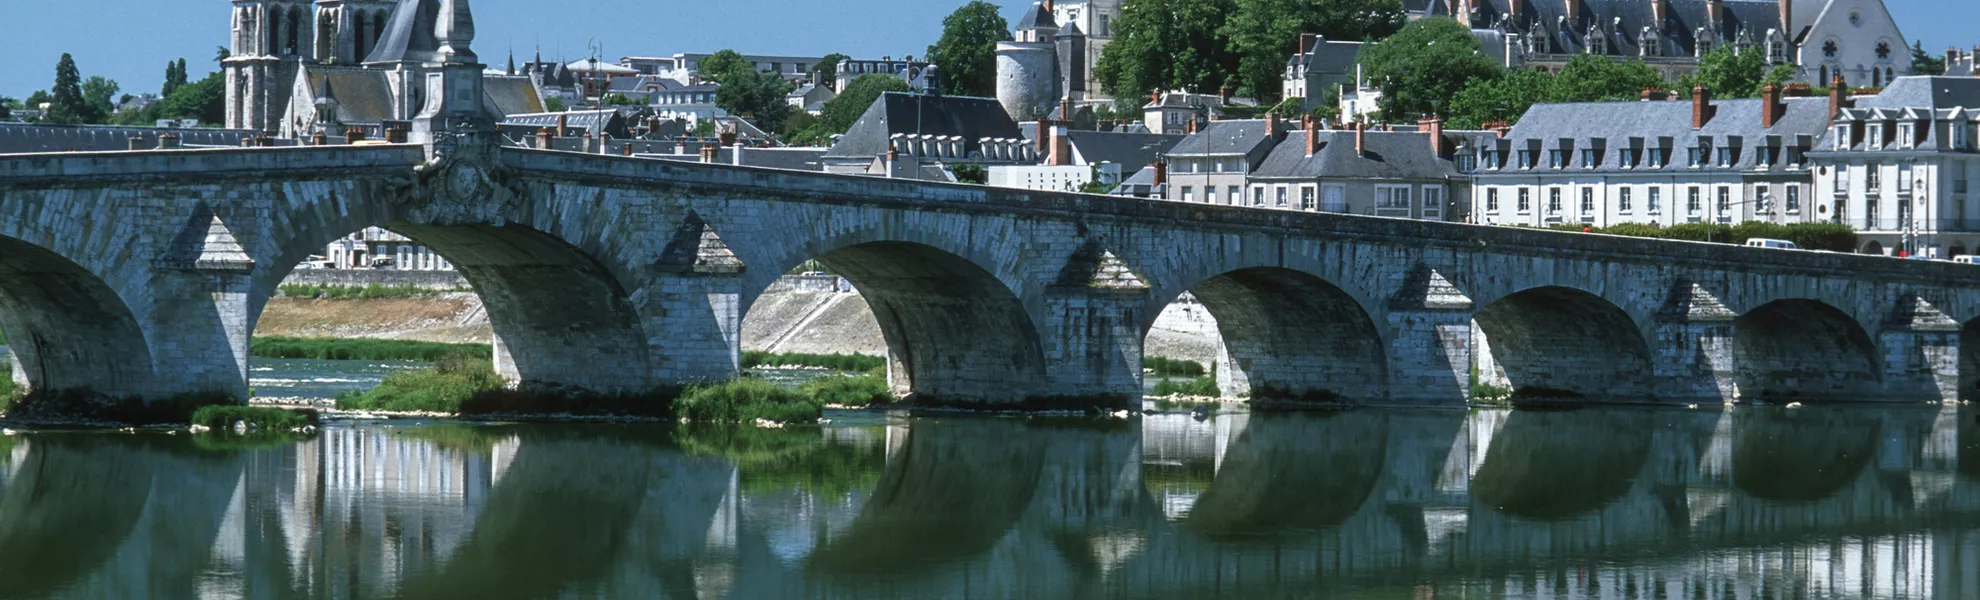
[158,71,226,124]
[714,67,794,133]
[925,1,1010,97]
[1445,55,1662,129]
[0,97,12,121]
[1686,45,1792,98]
[813,53,850,86]
[214,46,231,63]
[1222,0,1406,100]
[23,90,51,110]
[818,74,910,134]
[163,58,188,97]
[697,50,753,85]
[1911,41,1948,76]
[1357,18,1501,121]
[82,76,121,122]
[1094,0,1238,105]
[46,53,100,124]
[544,96,567,112]
[1447,68,1553,129]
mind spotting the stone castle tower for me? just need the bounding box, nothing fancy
[995,2,1066,122]
[225,0,399,132]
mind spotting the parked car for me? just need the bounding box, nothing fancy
[1744,238,1799,250]
[1952,255,1980,265]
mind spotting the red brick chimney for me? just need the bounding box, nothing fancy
[1422,117,1447,158]
[1509,0,1522,20]
[1651,0,1666,25]
[1565,0,1581,25]
[1760,82,1783,128]
[1041,0,1053,14]
[345,126,365,143]
[1048,124,1072,166]
[1303,115,1318,156]
[1299,33,1319,55]
[1829,75,1852,122]
[1691,85,1714,129]
[311,130,328,146]
[1265,113,1282,141]
[1641,87,1668,101]
[1353,122,1366,156]
[1151,160,1167,189]
[1038,120,1054,154]
[556,113,569,137]
[536,127,553,149]
[1707,0,1723,27]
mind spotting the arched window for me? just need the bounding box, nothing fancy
[371,9,386,50]
[352,10,369,61]
[286,6,302,56]
[266,5,282,55]
[1873,69,1882,87]
[1820,65,1829,83]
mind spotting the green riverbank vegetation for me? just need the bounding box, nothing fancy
[190,405,318,430]
[798,375,892,407]
[336,353,502,413]
[1151,376,1220,398]
[251,336,492,362]
[277,283,468,300]
[675,379,825,424]
[1143,356,1207,378]
[674,425,885,496]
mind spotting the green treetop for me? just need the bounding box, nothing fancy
[925,1,1010,97]
[1221,0,1406,100]
[1356,17,1501,121]
[47,53,100,124]
[1094,0,1237,106]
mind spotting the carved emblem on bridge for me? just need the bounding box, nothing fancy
[399,140,524,226]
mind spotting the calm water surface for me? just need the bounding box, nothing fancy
[3,404,1978,598]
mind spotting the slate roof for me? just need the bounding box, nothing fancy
[1251,130,1458,181]
[1485,95,1830,174]
[0,123,259,154]
[502,109,635,138]
[364,0,445,64]
[1287,40,1362,75]
[1817,77,1980,153]
[1064,130,1184,176]
[824,92,1022,160]
[1016,1,1058,31]
[483,75,545,117]
[1166,119,1274,157]
[1466,0,1783,59]
[302,68,397,123]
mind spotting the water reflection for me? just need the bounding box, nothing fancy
[12,406,1980,597]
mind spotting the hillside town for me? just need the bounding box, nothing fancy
[1,0,1969,259]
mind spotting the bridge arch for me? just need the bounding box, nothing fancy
[741,240,1048,404]
[1471,410,1655,520]
[1151,267,1388,403]
[254,221,655,393]
[1473,286,1655,400]
[0,235,156,400]
[1731,299,1881,401]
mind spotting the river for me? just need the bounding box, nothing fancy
[2,401,1978,598]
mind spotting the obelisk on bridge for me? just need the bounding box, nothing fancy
[409,0,493,151]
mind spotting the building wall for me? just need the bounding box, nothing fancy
[1474,175,1816,228]
[1248,178,1464,221]
[1814,156,1980,256]
[1801,0,1910,87]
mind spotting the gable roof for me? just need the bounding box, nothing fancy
[1064,130,1184,175]
[1469,0,1784,59]
[824,92,1022,160]
[1165,119,1274,157]
[483,75,545,117]
[1496,95,1830,172]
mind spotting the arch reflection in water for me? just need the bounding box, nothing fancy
[0,435,242,600]
[13,407,1980,598]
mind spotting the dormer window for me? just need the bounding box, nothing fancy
[1688,146,1703,168]
[1621,148,1637,169]
[1519,150,1534,169]
[1550,149,1565,169]
[1717,147,1733,168]
[1898,123,1915,149]
[1955,123,1973,151]
[1649,147,1666,168]
[1833,124,1850,150]
[1868,124,1883,150]
[1697,29,1714,56]
[1582,149,1598,167]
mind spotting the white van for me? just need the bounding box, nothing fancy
[1744,238,1799,250]
[1953,255,1980,265]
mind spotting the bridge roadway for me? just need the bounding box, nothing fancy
[7,407,1980,597]
[0,142,1978,409]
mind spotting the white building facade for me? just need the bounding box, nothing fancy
[1811,77,1980,257]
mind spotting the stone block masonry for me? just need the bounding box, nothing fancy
[2,142,1980,412]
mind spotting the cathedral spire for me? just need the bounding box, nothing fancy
[507,48,516,75]
[434,0,477,64]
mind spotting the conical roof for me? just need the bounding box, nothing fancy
[1016,1,1057,32]
[364,0,444,64]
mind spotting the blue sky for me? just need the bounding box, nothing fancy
[0,0,1972,100]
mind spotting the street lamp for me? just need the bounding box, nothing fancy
[1903,175,1928,257]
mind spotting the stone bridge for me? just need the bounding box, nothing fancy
[1,141,1978,410]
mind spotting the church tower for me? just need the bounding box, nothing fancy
[225,0,317,132]
[312,0,399,65]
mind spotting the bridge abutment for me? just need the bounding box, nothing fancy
[1651,282,1738,402]
[1385,267,1474,405]
[1039,250,1149,408]
[1878,294,1961,402]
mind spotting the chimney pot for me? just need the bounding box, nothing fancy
[1353,122,1366,156]
[311,130,328,146]
[1760,82,1783,128]
[1304,116,1319,156]
[1828,75,1852,122]
[536,127,553,149]
[128,134,144,151]
[158,133,181,150]
[1151,160,1167,190]
[1691,85,1714,129]
[1422,117,1447,158]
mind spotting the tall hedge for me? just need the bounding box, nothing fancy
[1541,222,1857,253]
